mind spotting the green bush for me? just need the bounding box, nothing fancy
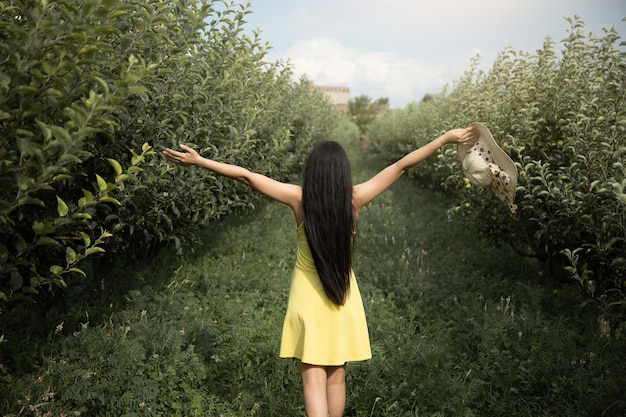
[369,17,626,322]
[0,0,336,321]
[1,133,624,417]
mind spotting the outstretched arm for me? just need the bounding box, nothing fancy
[353,126,479,209]
[163,145,301,210]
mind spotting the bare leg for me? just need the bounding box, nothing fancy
[326,364,346,417]
[300,362,329,417]
[300,362,347,417]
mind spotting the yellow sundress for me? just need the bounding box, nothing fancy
[279,223,371,366]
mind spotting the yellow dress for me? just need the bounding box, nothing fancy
[279,223,372,366]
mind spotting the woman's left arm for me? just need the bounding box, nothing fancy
[353,126,478,209]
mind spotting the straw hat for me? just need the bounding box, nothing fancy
[457,123,518,214]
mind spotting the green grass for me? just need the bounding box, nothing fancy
[1,143,625,416]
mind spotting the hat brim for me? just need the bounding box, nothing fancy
[457,123,519,213]
[457,123,518,190]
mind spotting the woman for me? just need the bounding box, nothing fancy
[163,125,478,417]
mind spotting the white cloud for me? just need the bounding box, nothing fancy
[248,0,625,107]
[274,37,481,107]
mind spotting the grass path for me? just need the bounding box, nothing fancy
[189,143,580,415]
[162,140,624,416]
[3,143,623,416]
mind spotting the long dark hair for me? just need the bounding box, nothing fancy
[303,141,354,306]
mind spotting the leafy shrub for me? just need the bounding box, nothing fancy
[0,0,336,321]
[2,134,624,417]
[369,17,626,322]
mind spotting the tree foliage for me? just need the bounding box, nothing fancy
[348,94,389,140]
[0,0,336,320]
[369,16,626,320]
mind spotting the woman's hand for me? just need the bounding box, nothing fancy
[443,125,480,146]
[162,144,202,166]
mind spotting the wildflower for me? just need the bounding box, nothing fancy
[184,306,190,311]
[55,322,64,333]
[179,328,185,335]
[139,402,146,408]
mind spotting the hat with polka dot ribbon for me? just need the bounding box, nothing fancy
[457,123,518,214]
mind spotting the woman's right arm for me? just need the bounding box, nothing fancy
[163,145,302,211]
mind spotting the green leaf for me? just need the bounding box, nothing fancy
[32,220,55,235]
[10,272,23,291]
[69,267,87,277]
[96,174,108,192]
[91,75,110,93]
[130,150,142,165]
[49,125,72,144]
[49,265,63,275]
[100,231,114,239]
[79,231,91,247]
[66,247,77,264]
[107,158,123,176]
[35,237,60,247]
[52,174,73,181]
[36,119,52,141]
[85,246,106,256]
[79,189,95,207]
[100,196,121,205]
[128,85,149,96]
[16,196,46,208]
[57,195,69,217]
[115,174,131,183]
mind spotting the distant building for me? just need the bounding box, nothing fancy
[306,81,350,110]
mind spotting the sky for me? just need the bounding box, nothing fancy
[242,0,626,108]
